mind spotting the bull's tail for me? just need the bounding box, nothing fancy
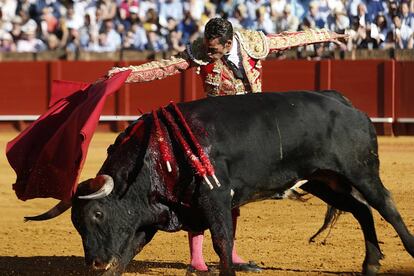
[309,205,342,244]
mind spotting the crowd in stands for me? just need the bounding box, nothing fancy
[0,0,413,55]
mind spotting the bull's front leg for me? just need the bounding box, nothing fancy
[198,183,235,276]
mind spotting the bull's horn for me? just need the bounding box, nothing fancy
[24,200,72,222]
[78,174,114,200]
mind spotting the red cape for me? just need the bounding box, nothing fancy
[6,71,131,202]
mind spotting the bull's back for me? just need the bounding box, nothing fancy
[179,92,376,202]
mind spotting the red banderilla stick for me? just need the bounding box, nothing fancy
[152,110,172,173]
[171,102,220,187]
[161,107,214,190]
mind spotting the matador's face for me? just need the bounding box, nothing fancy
[204,37,233,62]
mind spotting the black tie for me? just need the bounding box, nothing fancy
[223,55,244,80]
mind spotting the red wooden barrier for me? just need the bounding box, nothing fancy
[0,60,412,134]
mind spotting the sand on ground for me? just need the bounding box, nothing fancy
[1,132,414,275]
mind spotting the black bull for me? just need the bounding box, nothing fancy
[28,91,414,275]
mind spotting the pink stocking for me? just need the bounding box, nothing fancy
[188,231,208,271]
[231,208,246,264]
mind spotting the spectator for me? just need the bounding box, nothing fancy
[347,0,364,18]
[10,16,23,42]
[138,0,158,23]
[146,29,167,51]
[0,0,408,55]
[327,7,350,33]
[401,2,414,31]
[118,0,139,30]
[392,14,414,48]
[199,1,217,29]
[0,31,16,52]
[245,0,267,22]
[123,22,148,50]
[276,4,300,32]
[347,16,367,49]
[386,0,399,24]
[1,0,17,23]
[370,13,389,48]
[86,30,106,51]
[217,0,238,18]
[20,10,39,37]
[54,17,69,50]
[94,5,105,33]
[0,7,13,34]
[39,7,58,38]
[177,11,198,45]
[32,0,63,24]
[270,0,288,20]
[302,1,326,29]
[158,0,184,28]
[366,0,386,22]
[228,3,254,29]
[46,32,60,50]
[97,0,117,20]
[16,27,46,52]
[355,2,370,28]
[143,8,160,33]
[120,5,140,31]
[185,0,205,21]
[65,4,84,31]
[253,6,275,34]
[99,19,121,51]
[315,0,331,27]
[78,13,98,49]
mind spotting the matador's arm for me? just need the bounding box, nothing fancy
[266,29,348,52]
[106,54,191,83]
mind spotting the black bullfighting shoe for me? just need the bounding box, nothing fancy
[233,261,262,272]
[186,265,213,275]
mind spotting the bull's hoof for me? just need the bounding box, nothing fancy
[362,263,380,276]
[233,261,262,272]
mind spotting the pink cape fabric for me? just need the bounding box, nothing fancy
[6,71,131,202]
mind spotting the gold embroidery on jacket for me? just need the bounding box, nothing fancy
[116,56,190,83]
[239,45,261,93]
[235,30,269,60]
[267,29,334,51]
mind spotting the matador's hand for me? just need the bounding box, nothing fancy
[328,31,349,44]
[106,67,125,79]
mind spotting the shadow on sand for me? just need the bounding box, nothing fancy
[0,256,413,275]
[0,256,187,275]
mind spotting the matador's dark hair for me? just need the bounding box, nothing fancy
[204,18,233,45]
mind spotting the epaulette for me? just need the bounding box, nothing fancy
[235,29,269,60]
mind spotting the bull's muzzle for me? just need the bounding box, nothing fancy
[91,256,119,271]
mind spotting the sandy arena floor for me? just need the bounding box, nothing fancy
[1,132,414,275]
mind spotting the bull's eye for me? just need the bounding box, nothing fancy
[94,211,103,220]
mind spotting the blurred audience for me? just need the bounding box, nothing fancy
[0,0,412,55]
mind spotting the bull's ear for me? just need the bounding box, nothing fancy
[77,175,114,200]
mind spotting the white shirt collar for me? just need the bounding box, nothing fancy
[226,37,241,68]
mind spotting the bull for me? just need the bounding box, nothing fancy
[27,91,414,275]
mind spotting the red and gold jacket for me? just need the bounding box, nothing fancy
[108,29,345,97]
